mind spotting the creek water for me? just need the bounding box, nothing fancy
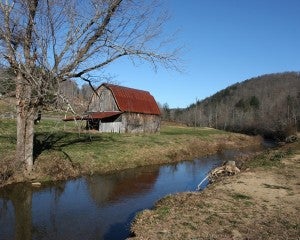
[0,146,264,240]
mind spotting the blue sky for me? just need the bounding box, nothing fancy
[101,0,300,108]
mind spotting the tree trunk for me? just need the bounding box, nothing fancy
[15,74,36,173]
[16,108,35,172]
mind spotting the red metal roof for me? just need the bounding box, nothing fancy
[89,111,121,119]
[103,83,161,115]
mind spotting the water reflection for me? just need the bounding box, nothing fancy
[0,154,223,240]
[86,166,159,206]
[0,182,69,240]
[0,184,33,240]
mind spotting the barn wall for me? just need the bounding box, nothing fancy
[98,114,125,133]
[97,113,160,133]
[99,122,125,133]
[88,86,119,112]
[122,113,160,133]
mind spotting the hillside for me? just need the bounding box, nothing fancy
[170,72,300,139]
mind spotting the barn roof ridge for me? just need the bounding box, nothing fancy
[99,83,161,115]
[103,83,149,92]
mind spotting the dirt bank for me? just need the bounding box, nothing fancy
[130,140,300,240]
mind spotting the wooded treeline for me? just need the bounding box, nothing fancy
[1,69,299,139]
[164,72,300,139]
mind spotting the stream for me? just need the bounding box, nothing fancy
[0,146,266,240]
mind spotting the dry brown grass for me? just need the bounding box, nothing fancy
[130,141,300,240]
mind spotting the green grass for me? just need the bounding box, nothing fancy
[0,119,238,176]
[0,118,17,135]
[157,206,170,219]
[244,148,294,169]
[161,125,226,137]
[0,119,16,153]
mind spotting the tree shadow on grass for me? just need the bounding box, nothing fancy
[1,130,118,164]
[33,132,115,162]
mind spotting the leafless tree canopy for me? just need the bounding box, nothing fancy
[0,0,178,104]
[0,0,180,171]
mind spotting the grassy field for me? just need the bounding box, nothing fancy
[0,118,260,183]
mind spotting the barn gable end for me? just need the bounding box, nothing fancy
[88,85,119,112]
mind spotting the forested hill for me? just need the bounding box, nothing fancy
[170,72,300,139]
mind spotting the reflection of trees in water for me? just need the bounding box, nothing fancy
[0,182,67,240]
[86,166,160,206]
[0,169,160,239]
[32,182,67,239]
[53,183,66,202]
[0,198,10,219]
[0,184,32,240]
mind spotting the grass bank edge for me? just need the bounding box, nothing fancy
[0,119,262,184]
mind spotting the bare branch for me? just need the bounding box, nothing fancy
[60,0,123,75]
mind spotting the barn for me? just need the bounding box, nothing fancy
[84,83,161,133]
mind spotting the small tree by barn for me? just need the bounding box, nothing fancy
[0,0,179,173]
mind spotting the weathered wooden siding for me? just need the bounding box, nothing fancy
[98,113,160,133]
[99,122,124,133]
[88,86,118,112]
[122,113,160,133]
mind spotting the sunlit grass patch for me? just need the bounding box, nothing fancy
[0,118,16,135]
[161,125,226,137]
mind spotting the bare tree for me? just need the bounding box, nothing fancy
[0,0,179,173]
